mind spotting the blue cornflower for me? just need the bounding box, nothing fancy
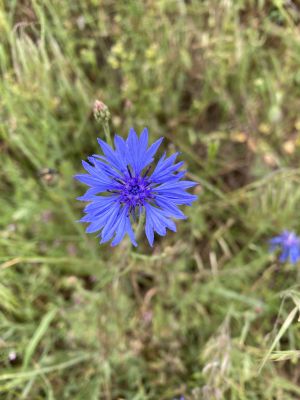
[75,128,197,247]
[269,230,300,264]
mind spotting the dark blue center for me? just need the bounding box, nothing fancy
[118,173,154,209]
[129,185,140,195]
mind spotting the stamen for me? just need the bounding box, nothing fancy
[143,165,152,177]
[131,207,137,222]
[113,177,125,185]
[127,165,133,177]
[112,169,155,213]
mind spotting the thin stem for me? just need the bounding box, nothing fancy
[103,121,113,147]
[135,211,145,243]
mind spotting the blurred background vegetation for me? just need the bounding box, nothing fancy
[1,0,300,399]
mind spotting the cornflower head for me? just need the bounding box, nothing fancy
[269,230,300,264]
[75,128,198,247]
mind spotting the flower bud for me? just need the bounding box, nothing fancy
[93,100,110,123]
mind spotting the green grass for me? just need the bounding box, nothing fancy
[1,0,300,398]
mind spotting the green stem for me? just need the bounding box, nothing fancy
[135,212,145,243]
[103,121,113,147]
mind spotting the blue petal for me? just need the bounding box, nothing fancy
[144,203,176,246]
[139,128,149,154]
[155,190,198,205]
[100,203,123,243]
[125,218,138,247]
[74,174,110,189]
[89,156,122,178]
[111,208,137,247]
[81,160,97,175]
[150,152,180,182]
[97,138,124,171]
[126,128,140,174]
[269,236,284,245]
[289,245,300,264]
[83,195,118,213]
[279,247,289,262]
[81,197,119,233]
[113,135,128,172]
[142,137,164,170]
[111,211,128,246]
[155,197,187,220]
[85,206,116,233]
[126,129,163,174]
[77,187,101,201]
[156,180,198,191]
[145,215,154,247]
